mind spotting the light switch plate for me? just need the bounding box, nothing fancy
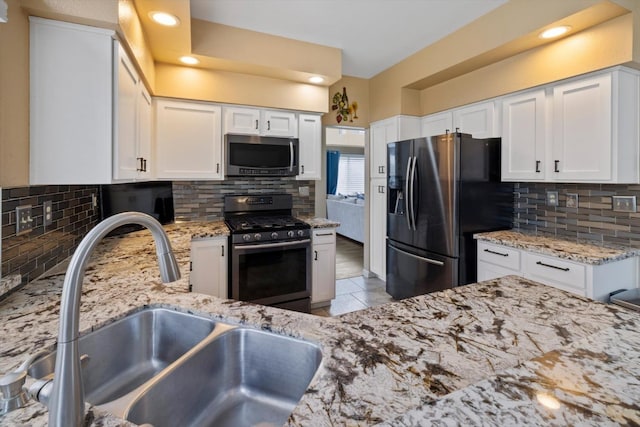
[612,196,637,212]
[16,205,33,235]
[546,191,559,207]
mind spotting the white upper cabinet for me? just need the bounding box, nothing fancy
[501,89,547,181]
[297,114,321,180]
[452,100,500,138]
[113,43,152,181]
[501,67,640,183]
[30,18,151,185]
[224,106,297,137]
[370,116,420,178]
[420,111,453,138]
[155,100,223,180]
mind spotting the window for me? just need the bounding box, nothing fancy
[336,154,365,195]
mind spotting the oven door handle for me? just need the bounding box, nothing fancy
[235,239,311,250]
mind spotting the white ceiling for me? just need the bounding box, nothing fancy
[190,0,508,79]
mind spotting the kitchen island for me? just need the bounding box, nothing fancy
[0,222,639,426]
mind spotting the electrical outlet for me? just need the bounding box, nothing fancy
[16,205,33,234]
[43,200,53,227]
[546,191,559,207]
[612,196,637,212]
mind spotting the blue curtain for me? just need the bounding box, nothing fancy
[326,150,340,195]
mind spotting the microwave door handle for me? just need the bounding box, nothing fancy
[289,140,294,172]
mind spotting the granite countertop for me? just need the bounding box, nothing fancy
[1,221,640,426]
[474,229,640,265]
[301,216,340,228]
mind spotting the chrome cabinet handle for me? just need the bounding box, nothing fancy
[484,248,508,257]
[554,160,560,173]
[536,261,569,271]
[535,160,541,173]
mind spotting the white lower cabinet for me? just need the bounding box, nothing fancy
[190,237,228,299]
[311,228,336,306]
[477,241,638,301]
[369,179,387,280]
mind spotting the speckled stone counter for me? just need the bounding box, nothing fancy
[301,216,340,228]
[0,274,21,298]
[1,221,640,426]
[474,229,640,265]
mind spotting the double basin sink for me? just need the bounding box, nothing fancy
[28,308,323,427]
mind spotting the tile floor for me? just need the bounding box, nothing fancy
[311,275,394,317]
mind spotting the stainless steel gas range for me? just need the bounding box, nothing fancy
[224,194,311,313]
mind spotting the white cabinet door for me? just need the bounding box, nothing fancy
[369,179,387,280]
[113,43,139,181]
[262,110,297,137]
[156,100,223,180]
[137,85,153,179]
[311,229,336,305]
[30,17,114,185]
[370,119,397,178]
[453,101,499,138]
[501,89,547,181]
[297,114,321,180]
[224,106,260,135]
[551,73,612,181]
[190,238,228,299]
[421,111,453,138]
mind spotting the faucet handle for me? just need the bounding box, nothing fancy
[0,350,49,414]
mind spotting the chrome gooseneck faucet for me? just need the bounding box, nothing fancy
[47,212,181,427]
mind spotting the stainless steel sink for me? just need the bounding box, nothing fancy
[124,328,323,427]
[29,308,216,404]
[29,307,322,426]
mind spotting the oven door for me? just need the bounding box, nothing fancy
[231,239,311,306]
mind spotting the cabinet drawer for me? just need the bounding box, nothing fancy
[313,229,336,244]
[477,242,521,271]
[477,261,522,282]
[525,253,585,293]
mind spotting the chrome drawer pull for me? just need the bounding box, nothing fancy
[536,261,569,271]
[484,249,508,257]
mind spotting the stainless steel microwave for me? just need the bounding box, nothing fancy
[225,134,299,177]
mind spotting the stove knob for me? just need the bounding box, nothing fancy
[254,233,262,241]
[271,232,279,240]
[287,230,295,238]
[242,234,251,242]
[297,230,305,237]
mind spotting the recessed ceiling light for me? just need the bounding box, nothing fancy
[180,56,199,65]
[149,11,180,27]
[539,26,571,39]
[309,76,324,84]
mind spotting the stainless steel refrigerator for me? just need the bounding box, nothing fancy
[386,133,513,299]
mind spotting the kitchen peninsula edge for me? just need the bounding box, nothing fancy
[1,222,639,426]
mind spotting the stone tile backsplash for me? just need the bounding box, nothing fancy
[1,185,101,287]
[513,182,640,246]
[172,178,316,221]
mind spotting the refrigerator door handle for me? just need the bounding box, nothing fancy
[409,156,418,230]
[405,156,412,230]
[388,242,445,266]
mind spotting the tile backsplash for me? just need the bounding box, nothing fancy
[513,182,640,246]
[173,178,316,221]
[1,185,101,286]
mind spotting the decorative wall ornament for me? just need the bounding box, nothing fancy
[331,87,358,123]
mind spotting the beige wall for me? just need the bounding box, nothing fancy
[0,0,30,187]
[421,13,634,115]
[322,76,370,127]
[368,0,634,122]
[154,63,328,113]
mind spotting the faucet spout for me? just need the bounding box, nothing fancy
[48,212,181,427]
